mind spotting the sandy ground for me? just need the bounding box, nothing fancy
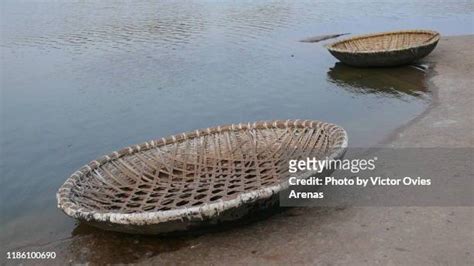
[141,36,474,265]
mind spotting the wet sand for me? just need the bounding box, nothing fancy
[140,35,474,265]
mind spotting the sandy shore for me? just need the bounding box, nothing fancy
[142,35,474,265]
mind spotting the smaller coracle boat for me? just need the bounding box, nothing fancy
[57,120,347,234]
[326,30,440,67]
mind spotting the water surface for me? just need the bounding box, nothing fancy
[1,0,473,263]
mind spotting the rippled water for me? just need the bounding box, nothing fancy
[1,0,473,263]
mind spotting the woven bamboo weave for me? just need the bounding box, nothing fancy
[326,30,440,67]
[57,120,347,234]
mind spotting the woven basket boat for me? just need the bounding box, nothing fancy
[326,30,440,67]
[57,120,347,234]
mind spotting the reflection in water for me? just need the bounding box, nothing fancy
[327,63,428,98]
[50,207,282,264]
[61,223,190,264]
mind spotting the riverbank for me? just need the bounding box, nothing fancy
[388,35,474,148]
[142,35,474,265]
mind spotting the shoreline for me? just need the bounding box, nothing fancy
[378,63,440,146]
[380,35,473,147]
[384,35,473,148]
[142,35,474,265]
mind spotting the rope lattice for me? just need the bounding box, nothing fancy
[62,121,344,213]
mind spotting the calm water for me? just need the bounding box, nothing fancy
[1,0,473,263]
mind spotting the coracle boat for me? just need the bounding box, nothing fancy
[326,30,440,67]
[57,120,347,234]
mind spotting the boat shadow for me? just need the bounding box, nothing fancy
[65,206,287,264]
